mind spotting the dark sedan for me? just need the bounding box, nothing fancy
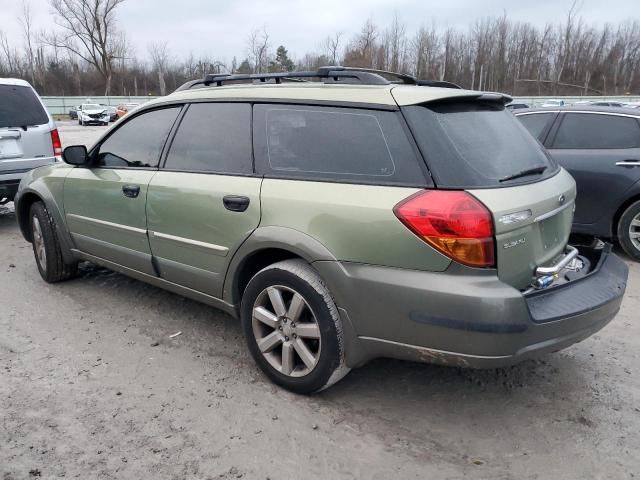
[516,106,640,259]
[68,105,79,120]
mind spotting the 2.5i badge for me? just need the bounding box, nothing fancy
[503,238,526,249]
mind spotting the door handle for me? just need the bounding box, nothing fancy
[223,195,250,212]
[615,160,640,168]
[122,184,141,198]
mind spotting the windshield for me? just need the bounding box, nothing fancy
[0,84,49,128]
[82,104,102,110]
[403,101,558,188]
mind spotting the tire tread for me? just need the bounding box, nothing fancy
[30,202,77,283]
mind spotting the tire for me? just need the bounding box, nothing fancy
[29,202,78,283]
[617,200,640,261]
[241,259,350,394]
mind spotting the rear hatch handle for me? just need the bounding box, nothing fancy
[536,245,579,276]
[0,130,22,140]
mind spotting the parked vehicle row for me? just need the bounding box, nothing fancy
[515,106,640,260]
[68,102,140,123]
[508,99,639,109]
[14,68,628,393]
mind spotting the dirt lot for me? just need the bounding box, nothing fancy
[1,121,639,479]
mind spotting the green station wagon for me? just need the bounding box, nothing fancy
[15,67,628,393]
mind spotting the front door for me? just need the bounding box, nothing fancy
[64,106,182,275]
[546,112,640,226]
[146,103,261,297]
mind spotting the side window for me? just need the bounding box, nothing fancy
[551,113,640,149]
[253,104,427,186]
[96,107,181,168]
[164,103,252,174]
[517,113,555,141]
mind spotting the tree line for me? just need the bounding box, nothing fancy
[1,0,639,97]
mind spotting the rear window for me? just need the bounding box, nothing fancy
[253,104,427,186]
[551,113,640,149]
[403,102,557,188]
[0,84,49,128]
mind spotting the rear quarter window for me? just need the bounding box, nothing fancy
[403,102,558,188]
[0,84,49,128]
[517,113,556,141]
[253,104,428,186]
[551,113,640,149]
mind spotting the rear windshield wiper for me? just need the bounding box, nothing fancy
[499,165,547,183]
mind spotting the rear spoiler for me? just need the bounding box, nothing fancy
[391,87,513,107]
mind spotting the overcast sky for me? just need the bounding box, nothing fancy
[0,0,637,64]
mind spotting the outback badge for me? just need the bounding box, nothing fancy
[503,237,527,249]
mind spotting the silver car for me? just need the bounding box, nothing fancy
[0,78,59,204]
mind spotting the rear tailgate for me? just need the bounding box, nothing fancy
[400,93,575,290]
[0,125,55,170]
[469,169,576,289]
[0,83,55,175]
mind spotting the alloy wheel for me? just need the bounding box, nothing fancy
[629,213,640,251]
[251,285,321,377]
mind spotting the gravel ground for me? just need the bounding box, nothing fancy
[1,121,639,479]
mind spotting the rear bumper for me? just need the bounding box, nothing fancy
[0,178,21,197]
[314,244,628,368]
[80,116,109,124]
[0,161,57,200]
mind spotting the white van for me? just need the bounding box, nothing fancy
[0,78,59,203]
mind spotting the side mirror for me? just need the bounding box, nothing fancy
[62,145,89,166]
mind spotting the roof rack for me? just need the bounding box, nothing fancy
[174,66,462,92]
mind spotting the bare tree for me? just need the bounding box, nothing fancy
[248,27,270,73]
[148,41,169,95]
[44,0,127,95]
[0,30,19,74]
[19,1,37,85]
[384,14,407,72]
[322,32,343,65]
[2,9,640,97]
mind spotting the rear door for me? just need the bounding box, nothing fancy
[0,83,55,176]
[146,102,261,297]
[544,112,640,225]
[403,101,575,290]
[64,106,181,274]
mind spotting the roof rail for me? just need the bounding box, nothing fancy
[174,66,462,92]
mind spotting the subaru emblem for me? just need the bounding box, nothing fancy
[558,194,566,205]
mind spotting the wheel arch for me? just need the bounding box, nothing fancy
[15,186,76,264]
[223,226,338,307]
[613,191,640,239]
[16,190,43,242]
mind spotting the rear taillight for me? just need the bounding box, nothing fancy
[394,190,495,268]
[50,128,62,156]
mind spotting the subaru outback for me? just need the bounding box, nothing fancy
[15,67,628,394]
